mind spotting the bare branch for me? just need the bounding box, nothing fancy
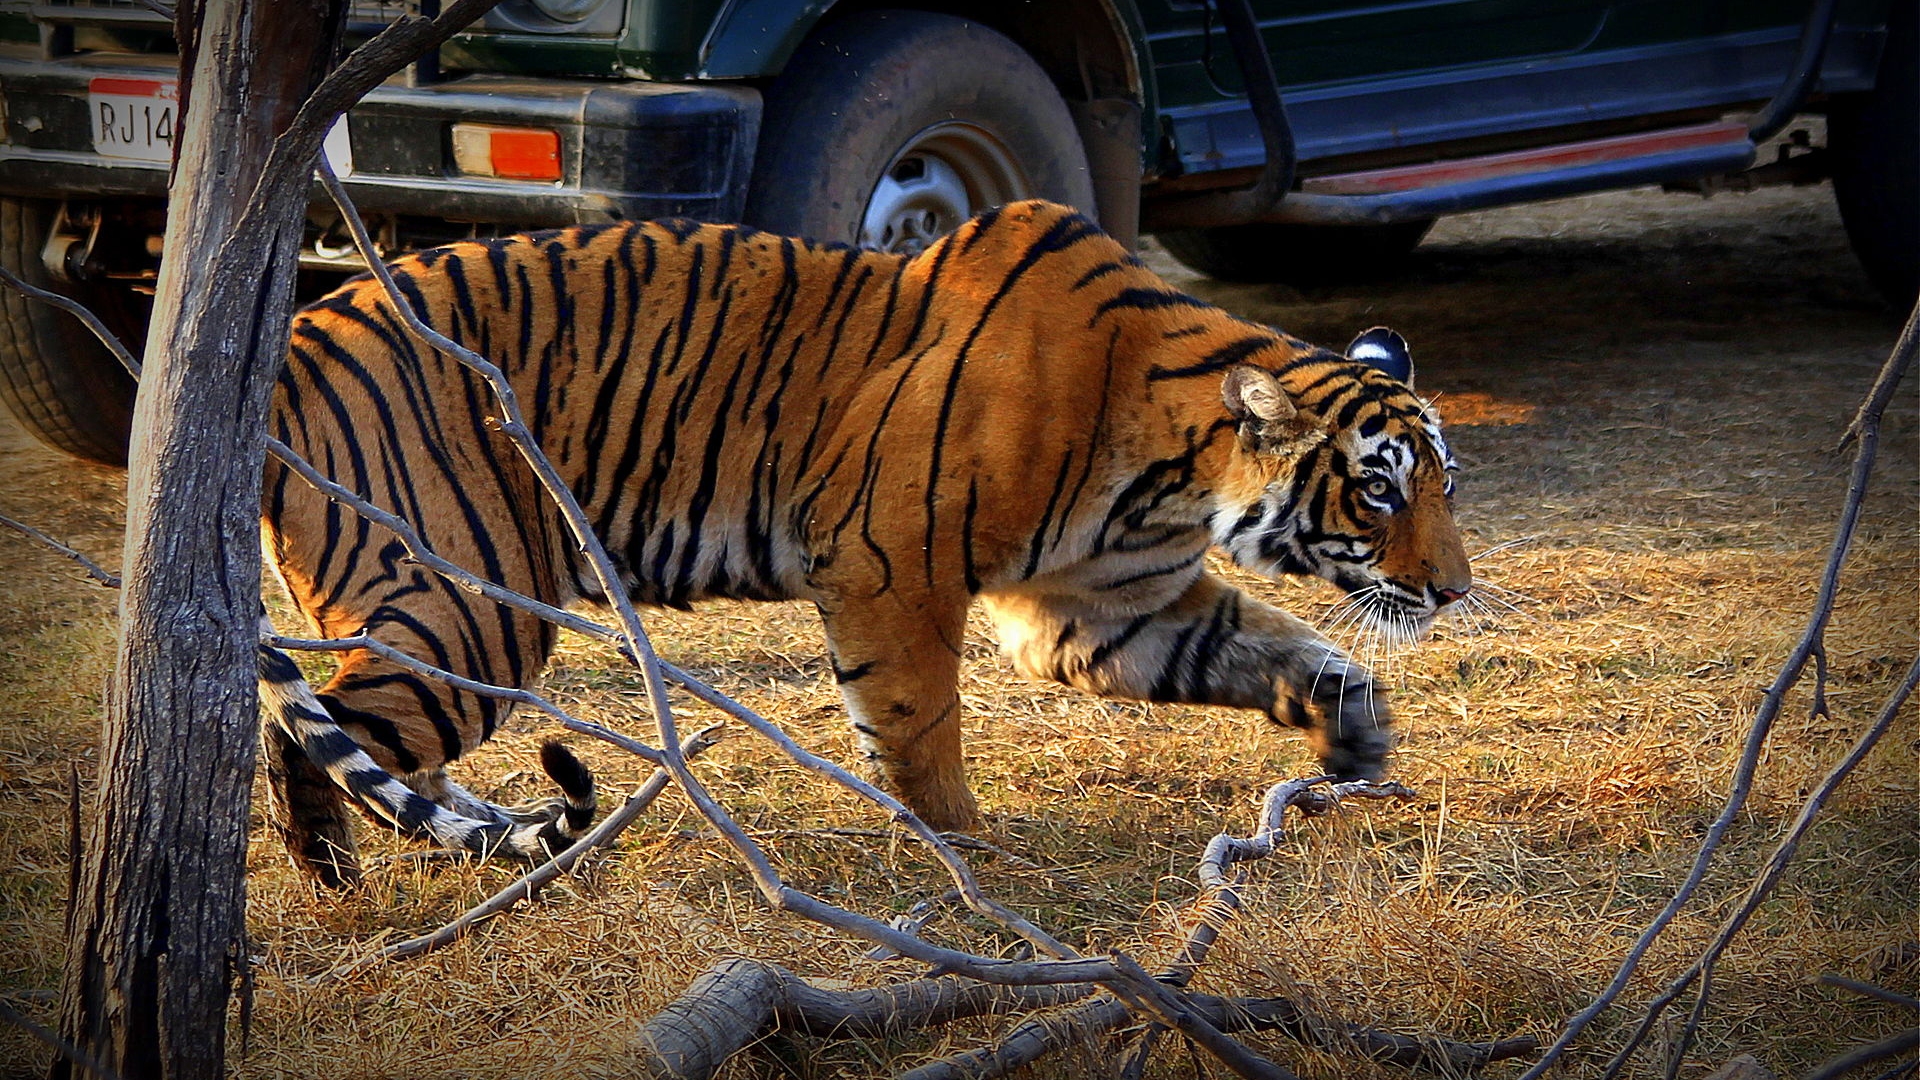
[263,631,660,762]
[1841,296,1919,451]
[219,0,506,260]
[0,514,120,588]
[1803,1028,1920,1080]
[1819,974,1920,1012]
[0,999,124,1080]
[629,957,1095,1077]
[317,724,725,984]
[276,0,504,170]
[634,961,1531,1080]
[907,778,1426,1080]
[0,264,141,378]
[916,989,1539,1080]
[1113,950,1302,1080]
[1607,651,1920,1075]
[1530,299,1919,1080]
[1200,777,1415,891]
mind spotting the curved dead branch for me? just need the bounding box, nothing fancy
[628,778,1532,1080]
[629,958,1094,1079]
[0,514,120,588]
[1801,1027,1920,1080]
[1530,298,1917,1080]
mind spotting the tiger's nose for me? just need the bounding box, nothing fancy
[1434,584,1470,606]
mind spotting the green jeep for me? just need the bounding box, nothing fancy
[0,0,1907,465]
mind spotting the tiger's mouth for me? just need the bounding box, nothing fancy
[1320,578,1443,650]
[1372,602,1439,645]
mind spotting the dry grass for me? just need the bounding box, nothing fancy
[0,181,1914,1079]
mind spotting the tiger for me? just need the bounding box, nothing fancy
[259,199,1471,885]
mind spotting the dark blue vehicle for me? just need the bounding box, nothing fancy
[0,0,1909,464]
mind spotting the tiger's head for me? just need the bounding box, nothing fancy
[1210,327,1471,641]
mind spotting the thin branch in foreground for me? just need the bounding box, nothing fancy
[631,778,1521,1080]
[1819,974,1920,1012]
[0,265,141,378]
[905,989,1541,1080]
[263,631,660,762]
[1608,651,1920,1076]
[1802,1028,1920,1080]
[1530,298,1917,1080]
[906,778,1438,1080]
[629,958,1097,1079]
[315,724,725,984]
[0,514,120,587]
[0,999,123,1080]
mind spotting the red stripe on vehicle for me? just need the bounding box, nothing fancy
[1303,121,1751,195]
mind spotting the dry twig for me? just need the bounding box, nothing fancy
[1819,974,1920,1012]
[0,999,122,1080]
[1802,1029,1920,1080]
[0,514,120,588]
[264,631,660,761]
[1531,299,1918,1079]
[634,777,1534,1079]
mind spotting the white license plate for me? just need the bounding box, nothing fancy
[87,76,355,174]
[89,76,177,162]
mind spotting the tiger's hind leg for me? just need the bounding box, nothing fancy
[815,591,976,831]
[985,571,1393,780]
[263,722,362,888]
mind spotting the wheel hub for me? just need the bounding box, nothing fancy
[859,123,1026,255]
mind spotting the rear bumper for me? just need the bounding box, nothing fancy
[0,51,762,226]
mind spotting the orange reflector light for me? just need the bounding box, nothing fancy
[450,124,561,181]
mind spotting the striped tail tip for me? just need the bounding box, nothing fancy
[539,740,597,834]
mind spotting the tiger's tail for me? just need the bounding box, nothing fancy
[255,642,596,864]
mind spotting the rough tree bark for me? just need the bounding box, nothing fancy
[50,3,345,1077]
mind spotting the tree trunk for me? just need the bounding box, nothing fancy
[52,2,344,1077]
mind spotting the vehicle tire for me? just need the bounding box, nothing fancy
[1828,1,1918,310]
[1154,219,1435,285]
[0,198,141,466]
[744,9,1096,251]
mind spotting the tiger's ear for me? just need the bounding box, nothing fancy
[1223,366,1320,456]
[1347,327,1413,385]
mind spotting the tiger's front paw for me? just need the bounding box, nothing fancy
[1316,707,1393,781]
[1273,649,1395,781]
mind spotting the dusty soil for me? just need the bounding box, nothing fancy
[0,180,1913,1079]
